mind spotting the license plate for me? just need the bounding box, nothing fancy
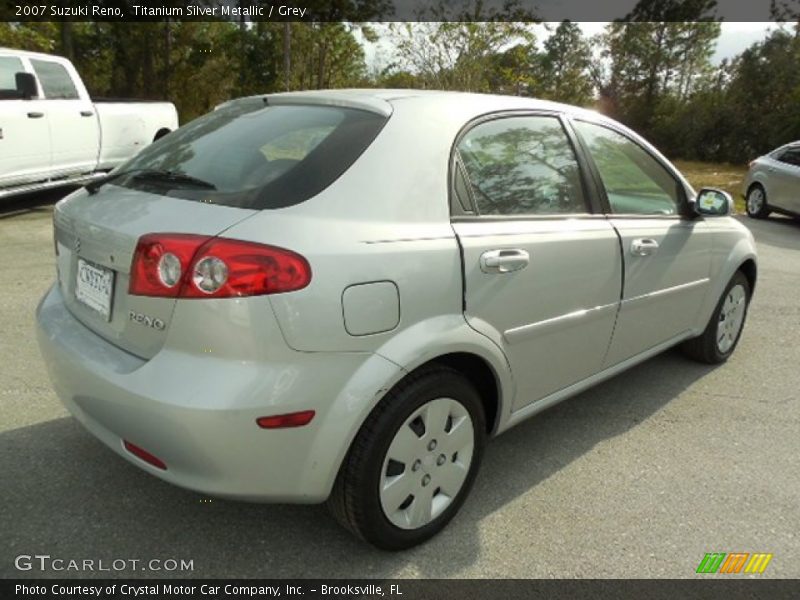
[76,258,114,320]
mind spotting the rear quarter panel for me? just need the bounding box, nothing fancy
[220,97,468,355]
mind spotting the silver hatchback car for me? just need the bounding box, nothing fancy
[37,90,757,549]
[744,142,800,219]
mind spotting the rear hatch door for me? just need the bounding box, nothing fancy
[53,186,257,359]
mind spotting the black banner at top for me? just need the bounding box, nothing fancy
[1,0,797,22]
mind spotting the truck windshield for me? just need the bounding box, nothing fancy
[114,98,388,209]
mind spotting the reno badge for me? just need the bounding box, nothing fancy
[128,310,166,331]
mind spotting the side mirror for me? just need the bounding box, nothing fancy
[694,188,732,217]
[15,72,37,99]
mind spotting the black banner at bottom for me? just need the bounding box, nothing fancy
[3,579,800,600]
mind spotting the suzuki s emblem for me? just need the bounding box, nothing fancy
[74,237,81,253]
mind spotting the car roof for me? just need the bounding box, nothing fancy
[260,88,604,122]
[770,141,800,154]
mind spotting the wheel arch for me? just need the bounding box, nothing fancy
[746,180,765,194]
[694,234,758,334]
[414,352,501,436]
[312,317,514,500]
[368,316,514,437]
[153,127,171,142]
[738,258,757,295]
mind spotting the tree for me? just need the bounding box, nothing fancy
[376,68,421,89]
[599,8,720,137]
[487,43,538,96]
[232,20,282,97]
[0,23,58,53]
[640,28,800,164]
[390,21,535,92]
[282,23,368,90]
[386,0,538,92]
[648,61,732,161]
[771,0,800,23]
[535,21,594,106]
[279,0,389,91]
[723,30,800,162]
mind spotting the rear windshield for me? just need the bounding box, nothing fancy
[114,99,388,209]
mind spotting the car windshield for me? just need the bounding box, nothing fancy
[113,99,388,209]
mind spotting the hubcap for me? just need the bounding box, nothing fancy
[747,188,764,214]
[379,397,475,530]
[716,284,746,353]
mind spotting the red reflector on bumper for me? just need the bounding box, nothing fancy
[256,410,316,429]
[123,440,167,470]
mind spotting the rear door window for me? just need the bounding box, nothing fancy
[30,59,79,100]
[776,147,800,168]
[0,56,25,96]
[116,100,388,209]
[456,115,587,216]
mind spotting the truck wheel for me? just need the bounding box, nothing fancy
[328,365,486,550]
[681,271,751,364]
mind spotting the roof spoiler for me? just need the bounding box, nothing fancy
[217,91,393,118]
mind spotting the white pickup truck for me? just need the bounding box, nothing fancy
[0,48,178,199]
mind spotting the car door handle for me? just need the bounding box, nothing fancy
[480,249,530,273]
[27,111,44,119]
[630,238,659,256]
[80,110,94,117]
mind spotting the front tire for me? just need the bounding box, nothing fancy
[746,184,770,219]
[681,271,751,364]
[328,365,486,550]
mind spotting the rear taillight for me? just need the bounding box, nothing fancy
[129,234,311,298]
[129,234,207,297]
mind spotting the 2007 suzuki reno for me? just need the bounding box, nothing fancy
[37,90,757,549]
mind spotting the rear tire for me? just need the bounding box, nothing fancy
[681,271,751,364]
[327,365,486,550]
[746,184,770,219]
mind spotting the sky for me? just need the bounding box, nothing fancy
[359,22,781,72]
[573,22,779,63]
[708,22,780,62]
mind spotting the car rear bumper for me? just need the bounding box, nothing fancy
[35,284,400,502]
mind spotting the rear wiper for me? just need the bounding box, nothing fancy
[86,168,148,195]
[132,170,216,190]
[86,169,216,195]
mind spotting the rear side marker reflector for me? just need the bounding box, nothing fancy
[256,410,316,429]
[123,440,167,470]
